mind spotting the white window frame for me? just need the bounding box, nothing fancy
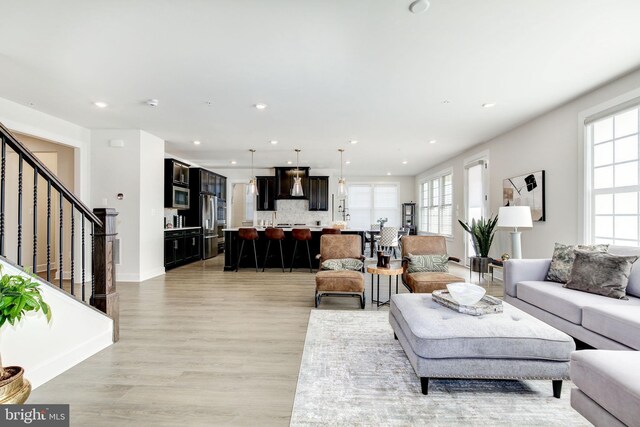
[346,182,401,229]
[420,168,453,237]
[583,99,640,246]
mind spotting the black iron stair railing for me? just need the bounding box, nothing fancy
[0,121,102,304]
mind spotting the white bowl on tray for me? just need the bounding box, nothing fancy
[446,282,486,306]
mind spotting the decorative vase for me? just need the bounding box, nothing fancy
[0,366,31,404]
[382,255,391,268]
[470,256,490,274]
[377,251,384,267]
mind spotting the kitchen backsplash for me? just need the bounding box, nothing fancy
[255,199,332,225]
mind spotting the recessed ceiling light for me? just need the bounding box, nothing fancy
[387,172,391,176]
[402,160,408,164]
[146,99,159,107]
[350,140,358,144]
[345,161,351,165]
[270,140,278,145]
[255,103,267,110]
[287,160,293,165]
[193,140,201,145]
[441,100,451,104]
[429,140,437,144]
[409,0,430,14]
[94,101,108,108]
[231,160,237,165]
[482,103,496,108]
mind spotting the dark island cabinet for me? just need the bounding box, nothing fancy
[164,229,202,270]
[308,176,329,211]
[256,176,276,211]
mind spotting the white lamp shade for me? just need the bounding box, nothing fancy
[497,206,532,228]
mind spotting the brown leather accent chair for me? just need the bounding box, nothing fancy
[401,235,463,293]
[315,234,366,309]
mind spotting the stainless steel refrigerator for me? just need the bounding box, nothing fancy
[202,194,219,259]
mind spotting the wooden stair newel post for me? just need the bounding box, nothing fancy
[91,208,120,342]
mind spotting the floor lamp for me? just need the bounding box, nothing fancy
[497,206,532,259]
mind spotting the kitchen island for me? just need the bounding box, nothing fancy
[223,227,367,271]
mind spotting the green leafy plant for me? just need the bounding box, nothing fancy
[0,265,51,380]
[458,215,499,258]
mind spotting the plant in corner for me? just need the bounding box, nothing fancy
[458,215,499,273]
[0,265,51,404]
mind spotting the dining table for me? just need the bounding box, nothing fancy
[367,229,381,257]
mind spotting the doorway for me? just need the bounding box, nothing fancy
[464,158,488,263]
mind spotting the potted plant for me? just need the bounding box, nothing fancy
[0,265,51,404]
[458,215,499,274]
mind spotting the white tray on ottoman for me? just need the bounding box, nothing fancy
[389,293,575,397]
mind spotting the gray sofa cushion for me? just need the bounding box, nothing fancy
[546,242,608,283]
[571,350,640,427]
[516,281,640,324]
[582,305,640,350]
[565,250,638,300]
[390,293,574,361]
[609,245,640,298]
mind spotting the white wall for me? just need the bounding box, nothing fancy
[139,131,165,280]
[415,68,640,260]
[1,259,113,389]
[91,130,164,282]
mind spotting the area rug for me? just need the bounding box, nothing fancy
[290,310,589,427]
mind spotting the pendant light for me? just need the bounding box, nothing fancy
[248,149,258,195]
[291,149,304,197]
[338,149,347,197]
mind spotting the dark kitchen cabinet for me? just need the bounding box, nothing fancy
[275,167,310,199]
[166,159,190,187]
[164,229,202,269]
[190,168,227,201]
[256,176,276,211]
[308,176,329,211]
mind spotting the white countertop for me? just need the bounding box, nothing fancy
[164,226,201,232]
[222,227,366,232]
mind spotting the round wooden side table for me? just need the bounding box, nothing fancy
[367,262,404,307]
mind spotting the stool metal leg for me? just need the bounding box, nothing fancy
[236,240,245,272]
[262,240,272,272]
[252,240,259,272]
[305,241,313,273]
[290,241,298,272]
[278,241,285,272]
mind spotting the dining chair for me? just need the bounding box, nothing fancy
[378,226,399,258]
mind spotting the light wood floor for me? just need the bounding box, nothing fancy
[29,256,503,427]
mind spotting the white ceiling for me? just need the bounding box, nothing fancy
[1,0,640,175]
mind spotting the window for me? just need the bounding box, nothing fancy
[421,172,453,236]
[347,183,400,230]
[587,104,640,246]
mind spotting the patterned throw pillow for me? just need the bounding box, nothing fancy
[546,243,609,283]
[406,254,449,273]
[565,250,638,299]
[321,258,364,271]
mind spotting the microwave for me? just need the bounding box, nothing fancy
[171,186,190,210]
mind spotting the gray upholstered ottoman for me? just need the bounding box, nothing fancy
[389,293,575,397]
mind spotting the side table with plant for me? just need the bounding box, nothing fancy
[0,265,51,404]
[458,215,499,275]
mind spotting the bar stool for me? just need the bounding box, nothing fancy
[290,228,313,273]
[236,227,259,272]
[262,227,286,272]
[321,227,341,235]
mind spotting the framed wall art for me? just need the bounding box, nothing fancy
[502,170,545,221]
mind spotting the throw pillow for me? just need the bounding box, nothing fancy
[406,253,449,273]
[321,258,364,271]
[565,250,638,300]
[546,243,609,283]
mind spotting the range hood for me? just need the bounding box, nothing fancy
[275,167,310,199]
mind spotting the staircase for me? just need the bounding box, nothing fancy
[0,121,117,388]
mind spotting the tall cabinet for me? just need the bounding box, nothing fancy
[402,202,417,235]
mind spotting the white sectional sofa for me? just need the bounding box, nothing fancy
[503,245,640,350]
